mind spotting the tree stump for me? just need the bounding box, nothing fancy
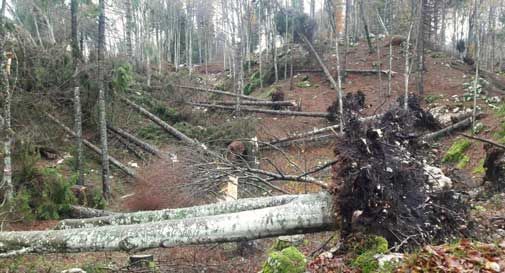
[129,254,155,270]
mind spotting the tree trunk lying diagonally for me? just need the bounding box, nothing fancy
[119,96,197,145]
[174,85,266,101]
[45,113,136,178]
[191,103,331,118]
[0,193,336,254]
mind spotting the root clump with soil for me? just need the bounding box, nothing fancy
[332,94,472,250]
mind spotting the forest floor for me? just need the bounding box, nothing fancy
[2,38,505,272]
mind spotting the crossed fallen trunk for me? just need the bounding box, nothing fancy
[0,193,335,255]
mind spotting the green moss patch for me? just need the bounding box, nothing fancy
[262,246,307,273]
[351,236,389,273]
[442,139,472,167]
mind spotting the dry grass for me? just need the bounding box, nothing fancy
[122,159,198,212]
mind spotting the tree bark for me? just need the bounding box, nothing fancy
[68,205,116,219]
[0,193,336,254]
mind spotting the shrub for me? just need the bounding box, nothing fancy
[8,164,77,221]
[262,246,307,273]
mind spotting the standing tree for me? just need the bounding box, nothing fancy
[71,0,84,186]
[0,0,13,202]
[97,0,111,199]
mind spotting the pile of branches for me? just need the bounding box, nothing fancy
[333,95,472,250]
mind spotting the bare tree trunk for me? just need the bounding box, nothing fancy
[472,20,481,132]
[125,0,133,60]
[404,23,414,110]
[416,0,426,95]
[98,0,111,199]
[0,193,335,254]
[334,23,344,134]
[358,0,374,54]
[70,0,81,61]
[73,87,84,185]
[0,0,13,202]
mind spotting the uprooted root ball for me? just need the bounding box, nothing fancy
[332,96,471,250]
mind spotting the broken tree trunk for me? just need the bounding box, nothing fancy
[0,193,335,254]
[173,85,265,101]
[56,193,303,229]
[193,100,298,108]
[46,113,136,178]
[119,96,197,145]
[191,103,331,118]
[107,125,166,158]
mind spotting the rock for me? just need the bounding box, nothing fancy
[275,235,305,249]
[424,165,452,192]
[61,269,86,273]
[374,253,404,268]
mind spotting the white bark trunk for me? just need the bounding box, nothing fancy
[56,194,306,229]
[0,193,335,254]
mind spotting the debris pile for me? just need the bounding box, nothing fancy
[333,95,470,250]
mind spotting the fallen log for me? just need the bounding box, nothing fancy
[56,194,302,229]
[193,100,297,108]
[107,125,166,158]
[421,115,482,141]
[460,133,505,150]
[294,68,396,76]
[191,102,331,118]
[0,193,335,254]
[119,96,197,146]
[46,113,136,178]
[69,205,116,219]
[261,114,382,149]
[173,85,265,101]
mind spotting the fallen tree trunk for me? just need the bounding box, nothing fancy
[261,114,382,149]
[300,34,339,92]
[0,193,335,254]
[193,100,297,108]
[46,113,136,178]
[56,194,302,229]
[460,133,505,150]
[69,205,116,219]
[191,102,331,118]
[174,85,265,101]
[294,68,396,76]
[107,125,166,158]
[119,96,197,145]
[421,115,482,141]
